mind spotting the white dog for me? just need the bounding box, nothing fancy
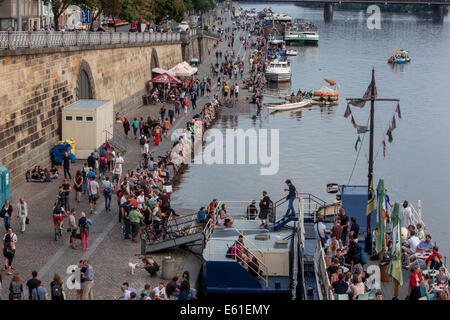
[128,262,138,275]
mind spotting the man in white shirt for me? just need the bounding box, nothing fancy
[325,234,341,251]
[314,216,329,247]
[401,200,413,229]
[88,176,100,214]
[116,282,137,300]
[403,230,424,268]
[137,191,145,209]
[153,283,167,300]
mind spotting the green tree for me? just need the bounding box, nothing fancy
[43,0,90,31]
[151,0,186,25]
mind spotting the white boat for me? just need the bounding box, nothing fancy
[265,60,291,83]
[286,49,298,56]
[265,99,312,111]
[284,24,319,45]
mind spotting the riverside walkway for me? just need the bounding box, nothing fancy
[0,6,249,300]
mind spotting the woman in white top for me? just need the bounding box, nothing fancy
[16,198,28,233]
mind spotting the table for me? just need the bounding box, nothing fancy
[416,253,431,260]
[422,269,439,277]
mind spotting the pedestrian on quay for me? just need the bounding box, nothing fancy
[82,260,94,300]
[154,124,162,146]
[62,178,72,211]
[69,209,78,250]
[9,274,24,300]
[102,176,113,212]
[284,179,299,217]
[87,176,99,215]
[160,106,167,123]
[62,151,72,179]
[73,171,83,203]
[50,273,65,300]
[78,212,90,251]
[129,205,143,242]
[163,118,170,138]
[168,108,175,125]
[26,270,39,300]
[77,260,86,300]
[123,117,130,138]
[31,280,49,300]
[2,227,17,275]
[16,198,29,233]
[1,200,13,231]
[131,118,139,139]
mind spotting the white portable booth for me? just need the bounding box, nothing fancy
[62,100,114,159]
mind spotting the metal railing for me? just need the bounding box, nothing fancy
[0,31,182,50]
[104,129,127,154]
[314,239,334,300]
[207,235,269,288]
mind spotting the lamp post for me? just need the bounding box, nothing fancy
[17,0,22,31]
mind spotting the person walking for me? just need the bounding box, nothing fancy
[31,280,48,300]
[102,177,113,212]
[284,179,299,217]
[69,209,78,250]
[16,198,28,233]
[50,273,65,300]
[160,106,166,123]
[131,118,139,139]
[87,176,99,215]
[83,260,94,300]
[168,108,175,125]
[9,274,24,300]
[1,200,13,232]
[78,212,90,251]
[73,171,83,203]
[191,92,197,109]
[62,151,72,179]
[163,118,170,138]
[123,118,130,138]
[26,271,39,300]
[62,178,72,212]
[154,124,161,146]
[3,227,17,275]
[258,191,271,229]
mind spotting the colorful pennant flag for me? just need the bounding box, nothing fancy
[396,103,402,119]
[356,125,368,134]
[355,136,361,151]
[351,115,357,128]
[391,116,397,131]
[387,126,393,143]
[344,103,352,118]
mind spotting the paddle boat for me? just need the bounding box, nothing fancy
[265,98,312,111]
[388,50,411,64]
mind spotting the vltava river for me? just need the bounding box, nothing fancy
[172,3,450,255]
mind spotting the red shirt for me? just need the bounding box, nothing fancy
[425,252,442,264]
[410,272,423,290]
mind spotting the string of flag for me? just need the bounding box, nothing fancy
[376,102,401,160]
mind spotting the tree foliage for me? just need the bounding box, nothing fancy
[43,0,91,30]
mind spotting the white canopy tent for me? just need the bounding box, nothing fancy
[168,61,198,77]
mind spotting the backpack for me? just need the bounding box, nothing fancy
[52,283,62,297]
[10,282,22,299]
[140,136,146,146]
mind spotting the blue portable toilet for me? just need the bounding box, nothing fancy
[0,167,11,207]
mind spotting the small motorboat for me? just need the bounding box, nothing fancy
[265,99,312,111]
[326,183,339,193]
[388,49,411,64]
[286,49,298,56]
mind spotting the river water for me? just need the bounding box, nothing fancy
[172,3,450,255]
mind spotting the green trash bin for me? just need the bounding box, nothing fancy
[189,58,199,68]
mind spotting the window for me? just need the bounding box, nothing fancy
[86,116,94,122]
[65,116,73,121]
[76,116,83,121]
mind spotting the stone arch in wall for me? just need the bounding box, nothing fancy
[76,59,96,100]
[150,48,160,76]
